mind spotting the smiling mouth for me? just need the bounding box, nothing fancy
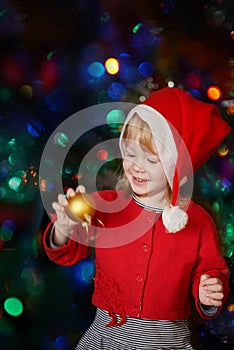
[133,176,148,183]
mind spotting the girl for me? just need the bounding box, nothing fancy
[43,87,231,350]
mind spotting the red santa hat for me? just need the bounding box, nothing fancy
[119,87,232,233]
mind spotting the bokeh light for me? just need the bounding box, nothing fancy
[19,84,33,99]
[0,220,16,241]
[133,23,143,34]
[54,335,71,350]
[106,109,125,129]
[54,132,69,147]
[218,144,230,157]
[105,58,120,75]
[96,149,108,160]
[107,82,126,100]
[27,119,45,137]
[227,104,234,115]
[138,61,155,77]
[207,86,222,100]
[8,176,21,191]
[21,268,44,296]
[4,297,23,317]
[88,62,105,78]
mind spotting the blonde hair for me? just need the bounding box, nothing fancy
[122,113,157,155]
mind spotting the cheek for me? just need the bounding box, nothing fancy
[151,164,167,184]
[123,159,130,173]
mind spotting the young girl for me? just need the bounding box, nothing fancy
[43,87,231,350]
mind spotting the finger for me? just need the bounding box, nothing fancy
[76,185,86,193]
[202,277,221,286]
[52,201,65,212]
[205,293,224,306]
[204,284,223,293]
[200,274,210,286]
[58,193,68,206]
[66,188,76,198]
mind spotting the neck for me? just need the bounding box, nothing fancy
[133,192,167,209]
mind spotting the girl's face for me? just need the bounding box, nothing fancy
[122,139,167,207]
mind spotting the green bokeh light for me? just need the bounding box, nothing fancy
[106,109,125,129]
[4,297,23,317]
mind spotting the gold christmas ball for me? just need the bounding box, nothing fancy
[65,193,96,223]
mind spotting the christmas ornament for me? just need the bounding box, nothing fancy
[65,193,96,225]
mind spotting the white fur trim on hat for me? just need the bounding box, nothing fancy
[162,205,188,233]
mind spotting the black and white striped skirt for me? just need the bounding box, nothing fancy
[75,308,194,350]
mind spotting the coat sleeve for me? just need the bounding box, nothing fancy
[43,216,91,266]
[190,211,230,319]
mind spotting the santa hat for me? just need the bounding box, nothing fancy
[119,87,232,233]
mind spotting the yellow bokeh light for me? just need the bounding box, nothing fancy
[228,303,234,312]
[105,58,119,75]
[218,144,229,157]
[207,86,222,101]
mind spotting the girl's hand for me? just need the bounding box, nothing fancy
[199,274,224,307]
[52,185,86,238]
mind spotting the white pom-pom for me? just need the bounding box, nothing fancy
[162,205,188,233]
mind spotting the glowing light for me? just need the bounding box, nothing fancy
[215,178,232,194]
[8,177,21,191]
[207,86,222,100]
[97,149,108,160]
[218,145,229,157]
[107,82,126,100]
[227,104,234,115]
[4,297,23,317]
[8,138,16,148]
[1,220,16,242]
[78,260,95,285]
[138,62,155,77]
[8,153,19,166]
[54,335,71,350]
[27,119,45,137]
[228,304,234,312]
[226,223,234,238]
[21,268,44,296]
[212,201,220,213]
[139,95,146,102]
[106,109,125,128]
[105,58,119,75]
[54,132,69,147]
[19,85,33,99]
[167,80,175,87]
[88,62,105,78]
[231,31,234,40]
[133,23,143,34]
[46,50,56,60]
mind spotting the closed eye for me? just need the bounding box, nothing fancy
[125,153,135,158]
[147,156,160,164]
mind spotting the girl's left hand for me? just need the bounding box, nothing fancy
[199,274,224,307]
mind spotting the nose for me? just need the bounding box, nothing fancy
[132,159,145,172]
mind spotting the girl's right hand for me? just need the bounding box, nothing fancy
[52,185,86,238]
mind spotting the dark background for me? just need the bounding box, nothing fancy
[0,0,234,349]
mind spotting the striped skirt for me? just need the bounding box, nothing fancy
[75,308,195,350]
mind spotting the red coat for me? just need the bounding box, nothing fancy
[43,190,230,326]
